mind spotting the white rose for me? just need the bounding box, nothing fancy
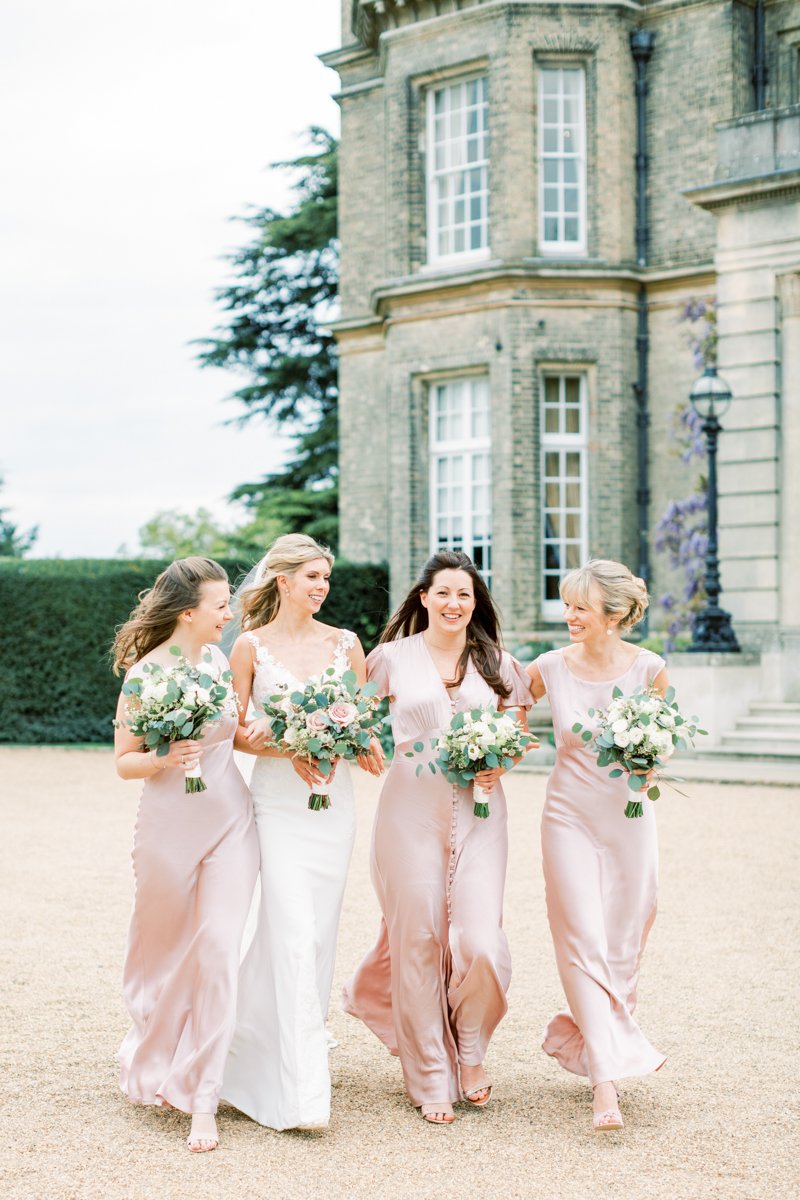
[611,719,629,734]
[142,679,169,704]
[628,727,645,746]
[283,728,298,747]
[468,744,483,760]
[613,731,630,748]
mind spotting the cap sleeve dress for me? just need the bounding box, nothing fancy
[342,634,532,1107]
[118,645,259,1114]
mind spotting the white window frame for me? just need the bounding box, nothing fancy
[538,66,587,255]
[429,375,492,584]
[426,75,490,267]
[540,372,589,618]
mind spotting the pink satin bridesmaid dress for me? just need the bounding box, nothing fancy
[537,646,667,1085]
[343,633,531,1107]
[118,644,259,1114]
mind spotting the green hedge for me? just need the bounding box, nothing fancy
[0,557,389,745]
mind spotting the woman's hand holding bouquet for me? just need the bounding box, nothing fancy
[115,647,239,793]
[573,684,707,817]
[259,668,382,810]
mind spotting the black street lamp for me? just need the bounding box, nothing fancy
[688,366,741,653]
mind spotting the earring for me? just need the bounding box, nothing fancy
[606,627,613,636]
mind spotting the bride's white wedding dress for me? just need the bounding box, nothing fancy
[222,629,357,1130]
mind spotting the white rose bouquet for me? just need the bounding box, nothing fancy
[261,668,381,810]
[116,646,239,793]
[409,705,537,819]
[572,684,707,818]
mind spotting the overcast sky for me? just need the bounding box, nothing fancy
[0,0,342,556]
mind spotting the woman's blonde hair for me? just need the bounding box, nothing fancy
[112,557,228,674]
[560,559,649,631]
[240,533,334,630]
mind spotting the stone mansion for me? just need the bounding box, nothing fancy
[323,0,800,699]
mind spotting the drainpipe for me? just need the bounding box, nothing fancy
[630,29,655,630]
[753,0,767,110]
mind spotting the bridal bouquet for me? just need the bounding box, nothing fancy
[117,646,239,793]
[409,705,536,818]
[572,684,707,817]
[262,668,381,810]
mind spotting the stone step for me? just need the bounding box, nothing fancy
[733,716,800,731]
[697,744,800,760]
[749,702,800,716]
[723,728,800,743]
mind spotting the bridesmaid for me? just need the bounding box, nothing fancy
[112,557,259,1152]
[343,550,532,1124]
[527,559,667,1132]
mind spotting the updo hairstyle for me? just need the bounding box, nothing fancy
[560,559,649,632]
[239,533,334,630]
[112,557,228,674]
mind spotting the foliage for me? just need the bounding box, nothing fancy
[0,557,388,744]
[136,507,255,560]
[653,298,714,649]
[196,128,340,548]
[0,477,37,557]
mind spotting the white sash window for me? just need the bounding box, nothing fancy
[539,67,587,254]
[427,77,490,265]
[541,373,588,617]
[430,376,492,583]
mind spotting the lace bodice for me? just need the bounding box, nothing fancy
[247,628,357,715]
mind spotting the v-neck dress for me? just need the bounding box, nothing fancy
[342,632,532,1107]
[537,646,667,1085]
[222,629,357,1130]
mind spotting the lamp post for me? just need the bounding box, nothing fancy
[688,366,741,653]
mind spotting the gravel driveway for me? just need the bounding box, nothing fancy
[0,747,797,1199]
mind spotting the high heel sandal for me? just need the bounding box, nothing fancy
[460,1066,492,1107]
[187,1114,219,1152]
[592,1083,623,1132]
[420,1104,456,1125]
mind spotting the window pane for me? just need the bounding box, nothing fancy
[544,377,559,404]
[544,216,559,241]
[545,575,561,599]
[565,452,581,477]
[545,406,559,433]
[545,544,561,570]
[565,512,581,538]
[566,543,581,568]
[564,217,579,242]
[565,482,580,507]
[564,377,580,405]
[565,406,580,434]
[545,452,560,477]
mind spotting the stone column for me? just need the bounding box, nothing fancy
[778,272,800,632]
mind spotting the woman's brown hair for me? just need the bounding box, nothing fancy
[380,550,510,699]
[111,557,228,674]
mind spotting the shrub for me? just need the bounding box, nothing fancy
[0,557,389,745]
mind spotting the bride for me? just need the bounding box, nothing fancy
[222,533,381,1130]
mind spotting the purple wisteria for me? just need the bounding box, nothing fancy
[653,297,715,648]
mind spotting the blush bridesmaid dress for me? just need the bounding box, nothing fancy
[536,646,667,1085]
[118,644,259,1115]
[342,633,531,1109]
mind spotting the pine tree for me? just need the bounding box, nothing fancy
[196,128,339,549]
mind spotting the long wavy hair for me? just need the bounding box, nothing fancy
[239,533,335,631]
[380,550,510,698]
[112,557,228,674]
